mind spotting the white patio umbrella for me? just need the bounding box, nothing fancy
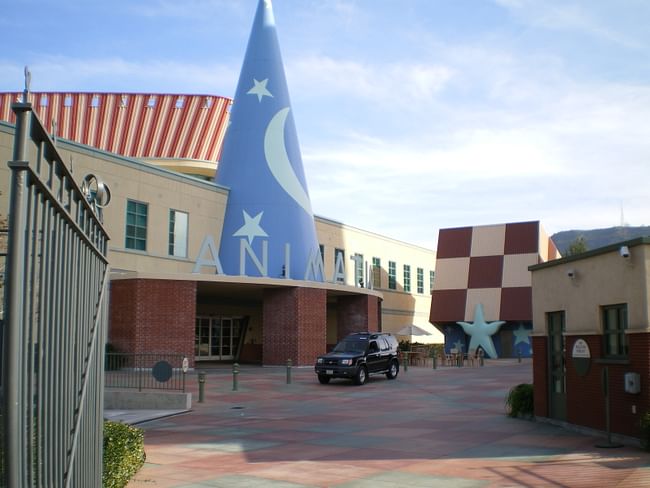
[396,324,432,336]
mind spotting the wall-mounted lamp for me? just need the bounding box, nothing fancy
[619,245,630,259]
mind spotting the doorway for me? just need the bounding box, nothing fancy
[195,316,245,361]
[547,311,566,420]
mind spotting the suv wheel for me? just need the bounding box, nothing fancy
[317,374,331,384]
[386,360,399,380]
[353,365,367,385]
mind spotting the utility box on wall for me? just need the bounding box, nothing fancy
[624,372,641,394]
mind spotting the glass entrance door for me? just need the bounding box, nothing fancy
[195,316,243,361]
[548,311,566,420]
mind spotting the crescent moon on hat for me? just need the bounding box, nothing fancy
[264,107,313,216]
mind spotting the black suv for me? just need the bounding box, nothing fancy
[314,332,400,385]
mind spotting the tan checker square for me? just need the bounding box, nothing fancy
[470,223,506,257]
[432,257,470,291]
[501,253,538,288]
[465,288,502,322]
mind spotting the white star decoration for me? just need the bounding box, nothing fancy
[452,340,464,352]
[456,304,505,359]
[247,78,273,102]
[233,210,268,244]
[513,325,531,345]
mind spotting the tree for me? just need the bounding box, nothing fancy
[564,236,588,256]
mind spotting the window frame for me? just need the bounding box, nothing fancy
[416,267,424,294]
[125,199,148,251]
[602,303,628,358]
[403,264,411,293]
[388,261,396,290]
[168,208,189,258]
[372,257,381,289]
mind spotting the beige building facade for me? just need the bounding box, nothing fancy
[530,238,650,440]
[1,119,439,365]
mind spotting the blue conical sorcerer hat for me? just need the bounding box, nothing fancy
[215,0,323,281]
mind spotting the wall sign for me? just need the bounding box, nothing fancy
[571,338,591,377]
[572,339,591,358]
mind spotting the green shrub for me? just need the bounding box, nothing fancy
[103,421,145,488]
[640,411,650,451]
[505,383,534,418]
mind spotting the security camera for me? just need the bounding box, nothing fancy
[619,246,630,258]
[567,269,576,279]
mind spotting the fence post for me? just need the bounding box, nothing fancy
[286,358,292,384]
[432,353,437,370]
[198,371,206,403]
[232,363,239,391]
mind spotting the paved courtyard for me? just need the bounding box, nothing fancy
[126,360,650,487]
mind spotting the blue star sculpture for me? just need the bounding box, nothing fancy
[215,0,321,280]
[456,304,505,359]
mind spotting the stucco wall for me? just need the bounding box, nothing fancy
[531,244,650,335]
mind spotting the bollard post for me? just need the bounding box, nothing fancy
[198,371,206,403]
[403,352,408,372]
[479,350,484,367]
[286,358,292,384]
[232,362,239,391]
[432,352,437,370]
[518,350,522,363]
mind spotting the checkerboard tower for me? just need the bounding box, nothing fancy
[215,0,322,280]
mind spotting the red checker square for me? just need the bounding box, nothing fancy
[430,289,467,322]
[500,287,532,320]
[504,221,539,255]
[468,255,503,289]
[437,227,473,259]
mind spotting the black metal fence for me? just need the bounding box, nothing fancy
[105,353,188,392]
[1,96,110,487]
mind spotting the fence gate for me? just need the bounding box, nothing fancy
[1,94,110,487]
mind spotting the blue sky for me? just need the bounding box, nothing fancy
[2,0,649,249]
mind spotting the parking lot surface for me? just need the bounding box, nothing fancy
[126,360,650,487]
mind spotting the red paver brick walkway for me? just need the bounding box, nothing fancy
[126,360,650,487]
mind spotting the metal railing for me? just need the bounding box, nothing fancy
[105,353,188,392]
[1,94,110,487]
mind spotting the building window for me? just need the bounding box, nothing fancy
[403,265,411,292]
[175,96,184,109]
[429,270,435,292]
[417,267,424,294]
[603,304,628,358]
[147,96,156,108]
[372,257,381,288]
[168,209,188,258]
[354,253,364,286]
[64,95,73,107]
[334,248,345,282]
[40,94,48,107]
[91,95,100,108]
[388,261,396,290]
[125,200,148,251]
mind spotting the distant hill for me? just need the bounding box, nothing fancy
[551,226,650,255]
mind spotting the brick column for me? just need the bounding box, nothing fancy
[262,287,327,366]
[336,294,380,342]
[109,279,197,366]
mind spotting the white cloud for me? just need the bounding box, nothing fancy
[493,0,645,49]
[0,57,238,95]
[287,55,454,107]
